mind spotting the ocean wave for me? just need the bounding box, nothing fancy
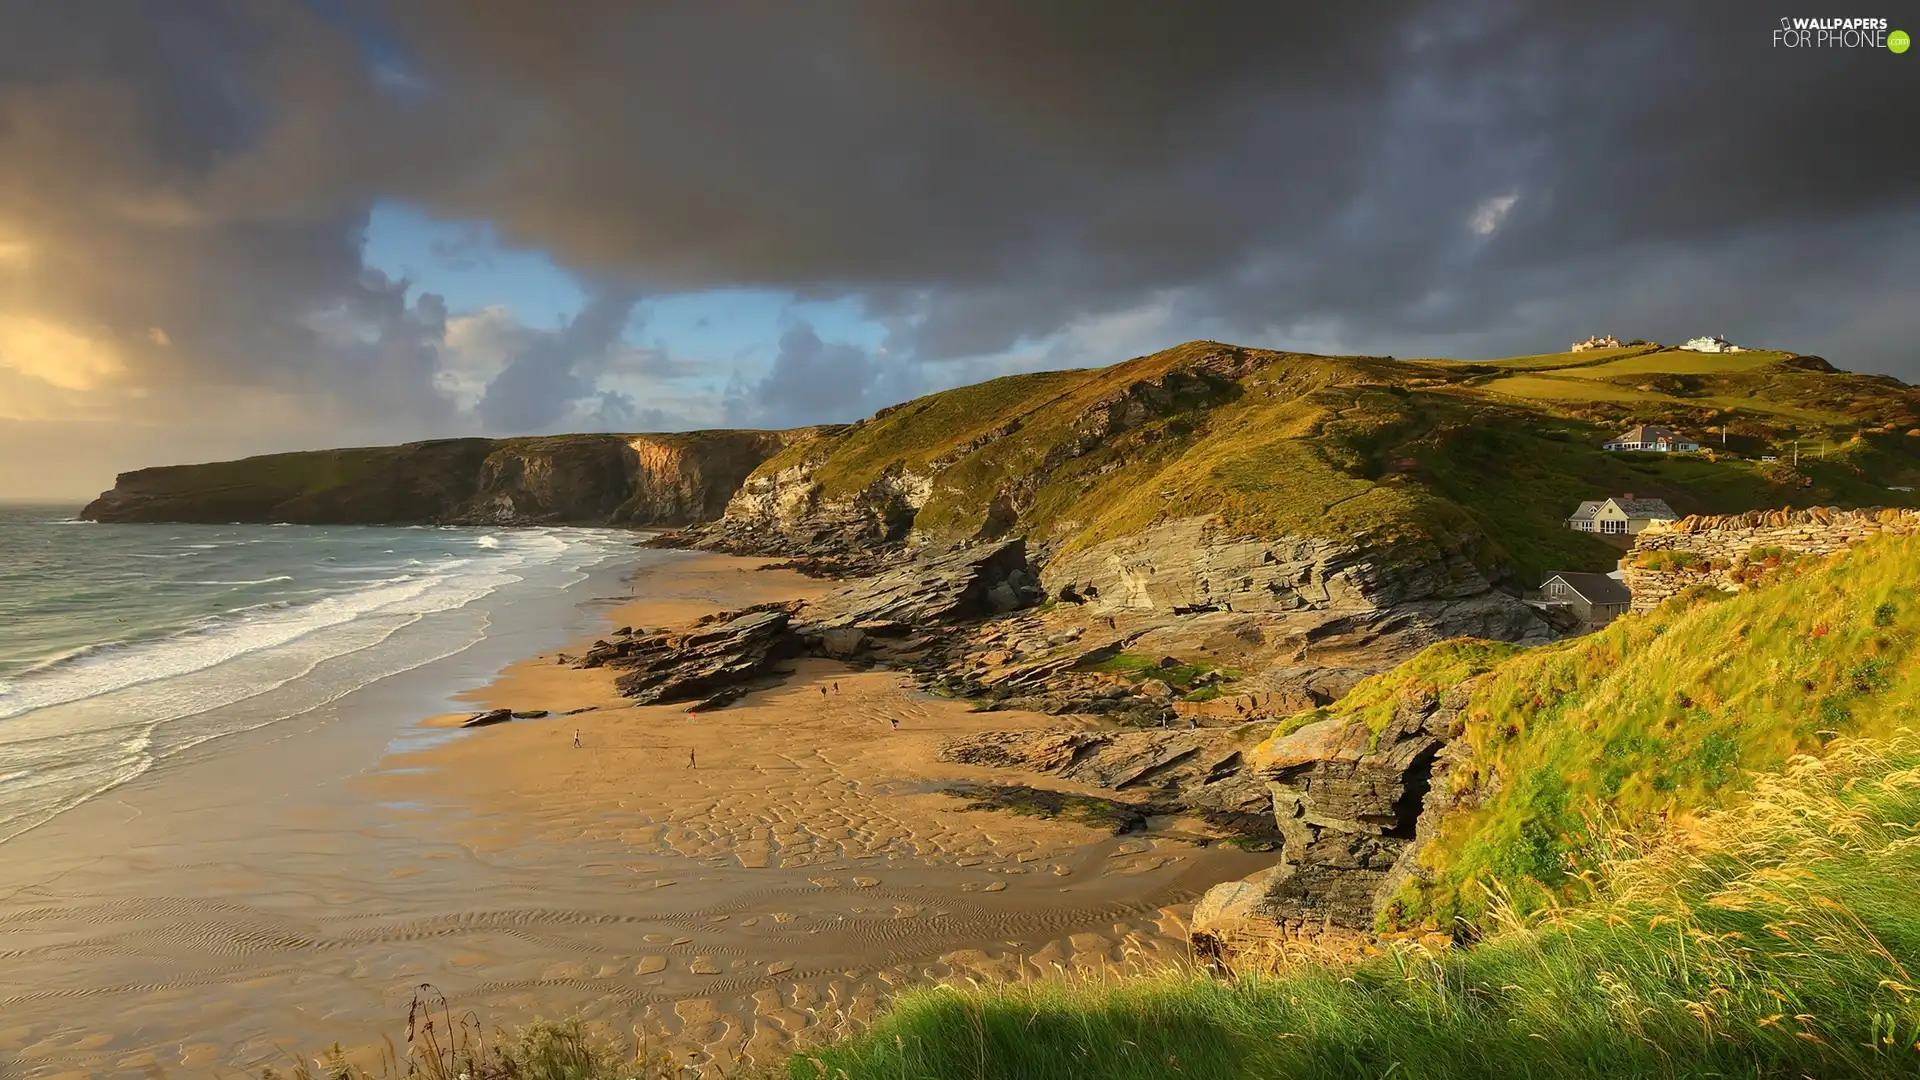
[0,559,506,722]
[477,535,501,549]
[183,575,297,586]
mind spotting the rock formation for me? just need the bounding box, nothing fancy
[1191,677,1480,948]
[939,726,1274,835]
[591,540,1048,709]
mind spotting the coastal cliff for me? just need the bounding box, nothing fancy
[80,430,815,526]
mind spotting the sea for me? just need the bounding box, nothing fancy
[0,503,640,843]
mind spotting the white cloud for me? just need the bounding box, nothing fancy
[1467,192,1520,236]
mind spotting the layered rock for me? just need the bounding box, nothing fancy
[939,726,1274,834]
[700,458,931,556]
[595,540,1047,708]
[1045,516,1537,631]
[606,603,802,708]
[1191,679,1480,948]
[798,539,1044,632]
[80,431,797,526]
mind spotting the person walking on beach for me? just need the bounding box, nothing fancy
[573,729,581,749]
[688,748,696,769]
[833,682,840,694]
[819,686,827,698]
[890,717,899,730]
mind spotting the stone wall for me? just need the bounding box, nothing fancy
[1622,506,1920,612]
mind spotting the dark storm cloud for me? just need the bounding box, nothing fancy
[4,0,1918,498]
[357,0,1920,372]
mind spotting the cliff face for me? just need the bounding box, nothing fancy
[80,431,799,526]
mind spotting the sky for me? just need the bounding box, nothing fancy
[1,2,1916,499]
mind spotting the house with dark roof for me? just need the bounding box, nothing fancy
[1603,425,1700,452]
[1566,494,1679,536]
[1539,571,1633,630]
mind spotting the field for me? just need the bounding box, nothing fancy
[1477,373,1671,403]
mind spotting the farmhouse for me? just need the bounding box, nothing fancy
[1679,334,1745,353]
[1603,424,1700,452]
[1537,571,1633,630]
[1566,494,1679,536]
[1570,334,1622,352]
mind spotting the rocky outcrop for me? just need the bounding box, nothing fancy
[1046,516,1529,623]
[700,457,931,556]
[1191,678,1480,948]
[595,541,1046,708]
[939,726,1274,835]
[798,539,1045,632]
[80,431,798,526]
[607,603,803,708]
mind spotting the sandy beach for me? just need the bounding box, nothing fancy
[0,549,1267,1076]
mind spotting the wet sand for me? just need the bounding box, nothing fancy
[0,551,1268,1076]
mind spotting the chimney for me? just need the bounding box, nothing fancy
[1621,492,1635,500]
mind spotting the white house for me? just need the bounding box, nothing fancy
[1603,425,1700,453]
[1567,495,1680,536]
[1679,335,1746,353]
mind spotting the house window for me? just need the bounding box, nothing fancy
[1601,519,1626,534]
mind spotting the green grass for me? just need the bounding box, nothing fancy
[1454,345,1659,370]
[1264,639,1527,745]
[1574,348,1790,376]
[1379,532,1920,930]
[1478,374,1672,403]
[791,730,1920,1079]
[1085,650,1239,694]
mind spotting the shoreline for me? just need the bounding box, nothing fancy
[0,544,1267,1077]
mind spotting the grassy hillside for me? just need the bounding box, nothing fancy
[789,731,1920,1079]
[1245,531,1920,933]
[757,340,1920,585]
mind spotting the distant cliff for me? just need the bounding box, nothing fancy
[80,431,822,526]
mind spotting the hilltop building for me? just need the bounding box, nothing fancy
[1570,334,1623,352]
[1566,494,1679,536]
[1679,334,1745,353]
[1603,425,1700,452]
[1536,571,1633,630]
